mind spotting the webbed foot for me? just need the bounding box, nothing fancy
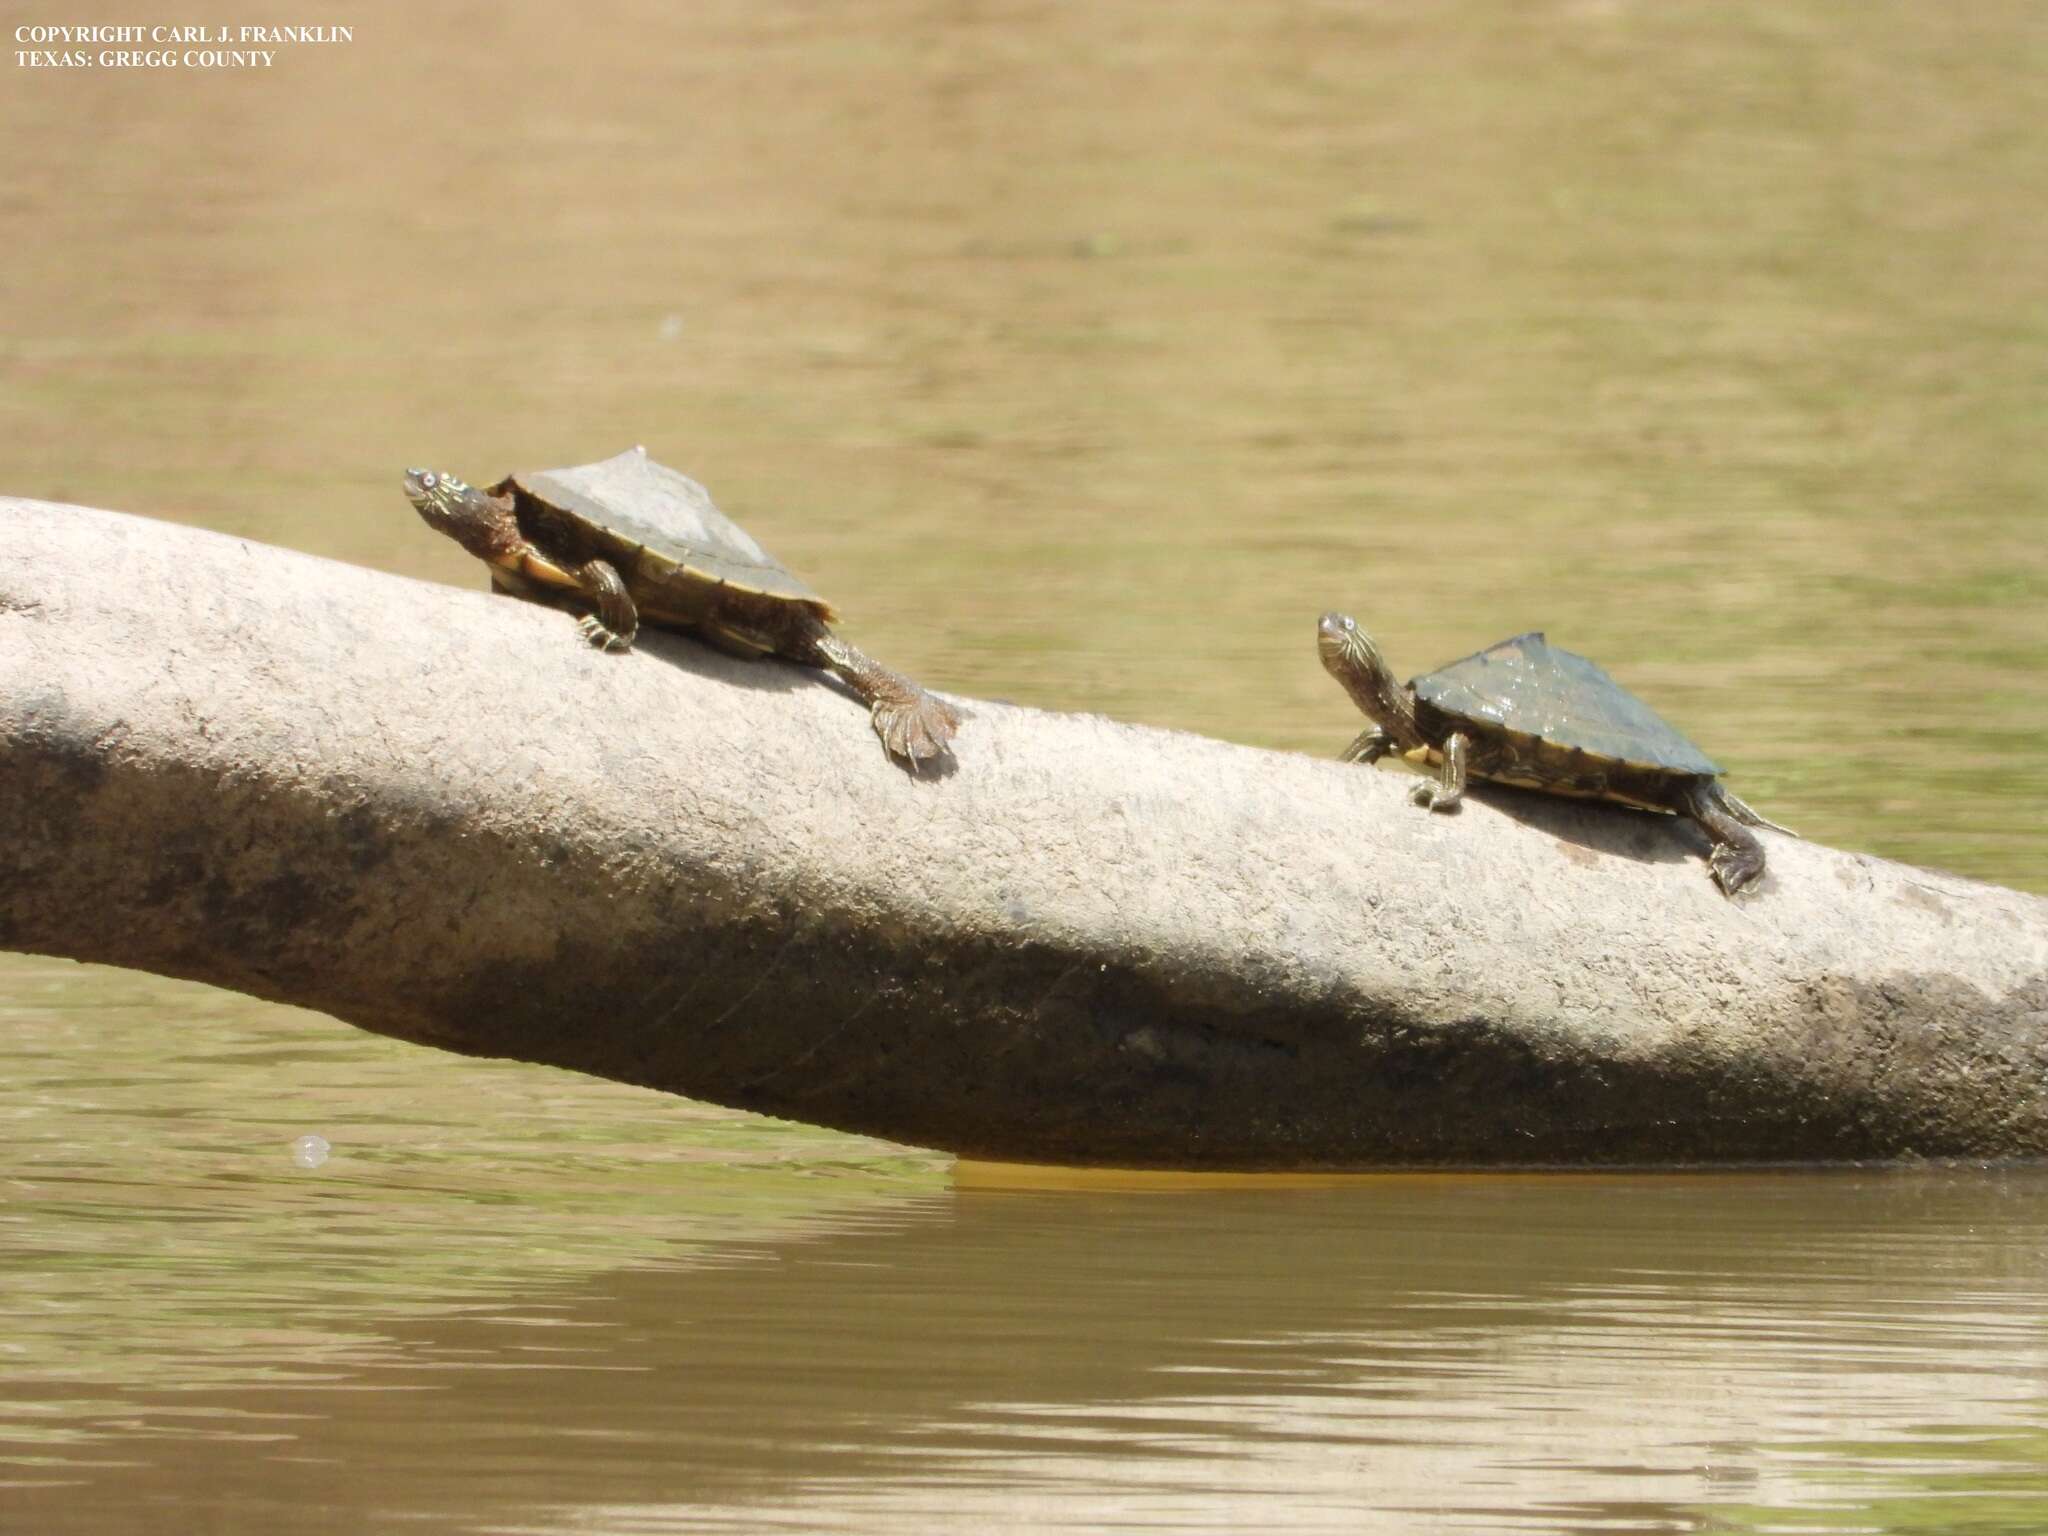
[871,690,962,769]
[1689,780,1768,897]
[1709,840,1766,897]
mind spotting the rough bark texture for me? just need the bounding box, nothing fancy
[3,497,2045,1167]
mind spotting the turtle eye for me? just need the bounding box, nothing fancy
[421,471,439,490]
[1342,616,1356,632]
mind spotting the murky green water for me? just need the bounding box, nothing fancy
[3,1,2046,1530]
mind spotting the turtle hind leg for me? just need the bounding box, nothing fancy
[795,621,960,769]
[1716,787,1798,838]
[1410,731,1468,812]
[1686,780,1767,897]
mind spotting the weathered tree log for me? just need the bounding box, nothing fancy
[2,497,2044,1166]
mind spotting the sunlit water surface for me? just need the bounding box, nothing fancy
[4,0,2047,1530]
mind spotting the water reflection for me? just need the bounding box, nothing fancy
[6,1130,2046,1532]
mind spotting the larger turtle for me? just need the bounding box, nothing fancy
[404,447,959,767]
[1317,615,1791,895]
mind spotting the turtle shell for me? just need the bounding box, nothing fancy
[499,446,835,619]
[1411,632,1720,777]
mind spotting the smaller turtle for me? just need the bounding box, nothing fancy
[1317,615,1792,895]
[405,448,959,767]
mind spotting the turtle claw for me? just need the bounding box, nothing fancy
[1409,779,1462,813]
[577,614,632,653]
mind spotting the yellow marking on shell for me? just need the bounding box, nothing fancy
[517,550,583,589]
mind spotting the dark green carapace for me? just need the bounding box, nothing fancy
[1413,633,1720,778]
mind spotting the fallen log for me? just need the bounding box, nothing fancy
[2,496,2044,1166]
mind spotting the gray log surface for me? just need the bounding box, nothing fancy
[3,497,2045,1166]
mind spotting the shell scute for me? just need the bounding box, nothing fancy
[501,446,832,614]
[1411,632,1720,777]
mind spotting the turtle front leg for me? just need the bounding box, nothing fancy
[571,560,639,652]
[1410,731,1468,812]
[796,622,961,769]
[1686,780,1767,897]
[1340,727,1396,765]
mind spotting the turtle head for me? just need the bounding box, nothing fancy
[1317,612,1392,682]
[403,467,481,525]
[403,467,523,566]
[1318,612,1417,737]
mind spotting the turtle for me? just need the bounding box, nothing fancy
[1316,614,1793,895]
[403,447,960,767]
